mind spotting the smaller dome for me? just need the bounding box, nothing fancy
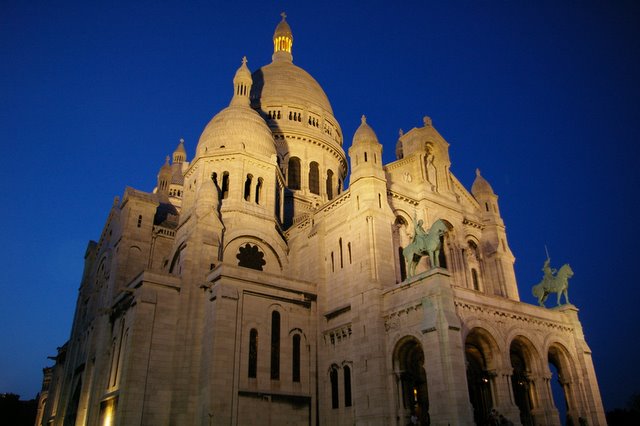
[196,105,276,158]
[471,169,495,197]
[195,58,276,158]
[352,115,379,146]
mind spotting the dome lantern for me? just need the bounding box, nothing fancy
[231,56,252,106]
[272,12,293,63]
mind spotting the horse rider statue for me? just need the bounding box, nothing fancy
[402,218,448,278]
[532,257,573,307]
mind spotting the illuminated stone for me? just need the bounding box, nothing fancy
[36,14,606,426]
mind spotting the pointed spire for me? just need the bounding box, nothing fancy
[231,56,252,106]
[272,13,293,62]
[173,138,186,163]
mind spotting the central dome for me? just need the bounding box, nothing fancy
[250,61,334,115]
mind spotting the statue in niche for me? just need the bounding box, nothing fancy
[402,218,448,278]
[532,258,573,307]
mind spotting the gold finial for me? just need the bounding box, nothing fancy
[361,114,367,124]
[241,56,247,65]
[476,168,481,176]
[281,11,287,20]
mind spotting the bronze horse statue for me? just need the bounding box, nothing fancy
[402,219,448,278]
[532,263,573,307]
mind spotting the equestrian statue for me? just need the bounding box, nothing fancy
[532,257,573,307]
[402,218,449,278]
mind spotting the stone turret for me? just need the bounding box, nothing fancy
[471,169,519,299]
[348,115,385,183]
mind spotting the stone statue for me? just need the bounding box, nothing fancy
[402,218,448,278]
[532,258,573,307]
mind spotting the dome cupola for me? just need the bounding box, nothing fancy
[471,169,495,197]
[231,57,252,106]
[172,138,187,164]
[273,12,293,62]
[157,156,172,194]
[352,115,380,146]
[348,115,384,183]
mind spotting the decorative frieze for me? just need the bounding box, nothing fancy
[454,301,575,333]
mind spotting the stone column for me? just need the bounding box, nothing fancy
[491,368,521,424]
[419,271,474,425]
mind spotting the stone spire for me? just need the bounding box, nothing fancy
[172,138,187,164]
[231,56,252,106]
[272,12,293,62]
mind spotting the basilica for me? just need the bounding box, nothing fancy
[36,15,606,426]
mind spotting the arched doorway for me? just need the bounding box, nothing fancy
[510,338,537,426]
[548,344,579,425]
[394,337,429,425]
[465,328,498,425]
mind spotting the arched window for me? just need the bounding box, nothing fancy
[326,169,334,200]
[221,172,230,199]
[344,365,352,407]
[271,311,280,380]
[288,157,301,190]
[244,174,253,201]
[330,367,339,409]
[255,178,263,204]
[248,329,258,378]
[309,161,320,195]
[292,334,301,382]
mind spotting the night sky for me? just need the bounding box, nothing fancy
[1,0,638,411]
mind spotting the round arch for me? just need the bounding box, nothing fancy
[392,336,429,425]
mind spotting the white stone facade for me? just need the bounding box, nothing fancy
[37,16,606,426]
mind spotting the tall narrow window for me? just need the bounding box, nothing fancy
[270,311,280,380]
[292,334,301,382]
[399,247,407,281]
[472,269,480,291]
[249,329,258,378]
[137,215,142,228]
[288,157,301,190]
[255,178,263,204]
[339,238,344,268]
[326,169,334,200]
[348,242,352,264]
[344,365,352,407]
[330,368,339,409]
[309,161,320,195]
[364,152,368,162]
[244,174,253,201]
[331,252,335,272]
[222,172,230,199]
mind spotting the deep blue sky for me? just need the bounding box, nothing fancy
[1,0,638,410]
